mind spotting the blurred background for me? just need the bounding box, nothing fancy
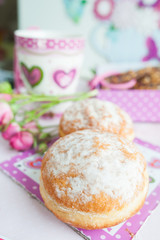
[0,0,17,85]
[1,0,160,85]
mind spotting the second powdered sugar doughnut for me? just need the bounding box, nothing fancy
[59,98,134,141]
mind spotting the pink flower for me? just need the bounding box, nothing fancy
[0,93,12,101]
[2,122,20,140]
[0,102,13,126]
[23,121,39,134]
[10,131,34,151]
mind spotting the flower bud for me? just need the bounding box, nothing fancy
[0,93,12,101]
[0,102,13,126]
[23,121,39,134]
[2,122,20,140]
[10,131,34,151]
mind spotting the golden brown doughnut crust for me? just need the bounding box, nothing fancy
[40,130,148,229]
[59,99,134,141]
[40,173,148,229]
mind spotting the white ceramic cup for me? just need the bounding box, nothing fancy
[14,30,85,96]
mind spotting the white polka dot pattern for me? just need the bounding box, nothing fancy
[98,90,160,122]
[100,235,106,239]
[126,222,132,226]
[116,234,121,239]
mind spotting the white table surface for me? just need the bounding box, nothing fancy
[0,123,160,240]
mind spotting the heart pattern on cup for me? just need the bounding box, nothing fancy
[21,62,43,87]
[26,157,42,169]
[53,69,76,88]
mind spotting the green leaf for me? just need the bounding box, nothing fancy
[90,68,97,75]
[39,132,50,140]
[33,138,38,149]
[10,103,20,114]
[38,143,48,154]
[109,24,116,31]
[81,0,87,4]
[0,82,13,94]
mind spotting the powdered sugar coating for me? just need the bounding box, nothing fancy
[44,130,145,204]
[60,99,134,140]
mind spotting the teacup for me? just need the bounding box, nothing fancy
[14,30,85,96]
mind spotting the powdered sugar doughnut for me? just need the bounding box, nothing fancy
[40,130,148,229]
[59,99,134,141]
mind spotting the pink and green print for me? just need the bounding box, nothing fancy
[53,69,76,88]
[21,62,43,87]
[26,157,42,169]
